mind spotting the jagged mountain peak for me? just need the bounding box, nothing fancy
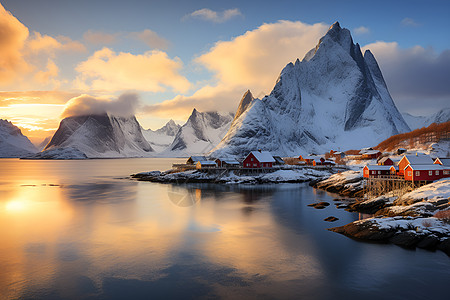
[164,109,233,156]
[233,90,254,122]
[210,22,410,157]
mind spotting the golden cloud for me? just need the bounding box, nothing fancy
[144,21,328,118]
[130,29,169,50]
[0,3,32,84]
[83,30,118,45]
[34,59,59,85]
[75,47,191,93]
[61,93,140,118]
[27,32,86,55]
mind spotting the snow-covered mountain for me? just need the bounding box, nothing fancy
[141,120,181,152]
[37,136,52,151]
[0,119,38,157]
[161,109,233,157]
[402,108,450,130]
[210,22,410,157]
[32,114,153,158]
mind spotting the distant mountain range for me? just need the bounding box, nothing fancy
[160,109,234,157]
[402,108,450,130]
[1,21,448,160]
[141,120,181,152]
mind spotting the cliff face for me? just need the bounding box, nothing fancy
[211,22,410,157]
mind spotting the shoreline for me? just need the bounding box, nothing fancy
[311,172,450,256]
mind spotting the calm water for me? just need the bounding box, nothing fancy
[0,158,448,300]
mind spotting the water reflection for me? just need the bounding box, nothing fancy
[0,159,449,299]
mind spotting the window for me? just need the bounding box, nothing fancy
[416,171,420,176]
[251,158,254,161]
[408,171,412,176]
[436,170,439,175]
[429,171,432,176]
[365,169,368,174]
[253,164,257,167]
[444,170,449,175]
[378,171,381,174]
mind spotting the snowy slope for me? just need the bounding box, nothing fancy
[210,22,410,158]
[161,109,233,157]
[402,108,450,130]
[35,114,153,158]
[141,120,181,152]
[0,119,38,158]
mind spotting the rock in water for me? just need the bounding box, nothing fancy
[210,22,410,157]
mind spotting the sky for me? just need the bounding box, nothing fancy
[0,0,449,144]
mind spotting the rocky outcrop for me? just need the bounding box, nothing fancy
[329,216,450,255]
[311,170,364,197]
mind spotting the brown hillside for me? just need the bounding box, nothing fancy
[375,121,450,151]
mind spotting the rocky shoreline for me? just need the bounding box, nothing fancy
[312,172,450,256]
[131,167,334,184]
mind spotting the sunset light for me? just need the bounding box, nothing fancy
[0,0,449,299]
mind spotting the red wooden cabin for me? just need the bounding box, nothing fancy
[397,154,433,175]
[403,164,448,182]
[243,151,275,168]
[363,165,392,178]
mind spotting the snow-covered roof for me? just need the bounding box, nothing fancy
[222,159,239,165]
[364,165,392,170]
[378,157,393,163]
[273,156,285,164]
[249,151,275,163]
[361,150,381,155]
[405,164,448,171]
[196,160,217,166]
[188,156,207,163]
[303,155,322,160]
[402,154,433,165]
[435,158,450,167]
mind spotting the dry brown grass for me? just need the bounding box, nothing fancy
[433,209,450,224]
[375,121,450,152]
[283,157,301,165]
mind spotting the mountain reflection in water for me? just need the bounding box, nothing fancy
[0,158,448,300]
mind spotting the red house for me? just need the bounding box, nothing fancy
[243,151,275,168]
[403,164,448,182]
[397,154,433,175]
[363,165,392,178]
[378,157,394,166]
[361,150,382,159]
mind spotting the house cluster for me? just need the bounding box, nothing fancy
[297,154,338,166]
[185,150,285,170]
[363,153,450,182]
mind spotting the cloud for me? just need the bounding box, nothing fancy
[354,26,370,35]
[83,30,118,45]
[363,41,450,114]
[61,93,140,118]
[185,8,242,23]
[75,47,191,93]
[34,59,59,84]
[129,29,169,50]
[0,3,32,84]
[401,18,420,27]
[27,32,86,55]
[144,20,328,118]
